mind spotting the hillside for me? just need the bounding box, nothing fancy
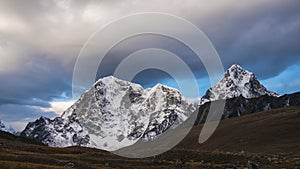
[0,106,299,169]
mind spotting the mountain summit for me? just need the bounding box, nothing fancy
[21,76,196,151]
[200,64,279,104]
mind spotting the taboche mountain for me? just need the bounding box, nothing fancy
[21,76,196,151]
[20,64,298,152]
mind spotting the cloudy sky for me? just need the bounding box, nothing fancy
[0,0,300,131]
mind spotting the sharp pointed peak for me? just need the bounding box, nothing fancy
[228,64,247,71]
[226,64,253,76]
[152,83,178,91]
[200,64,280,104]
[229,63,242,68]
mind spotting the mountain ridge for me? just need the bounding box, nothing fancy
[196,91,300,125]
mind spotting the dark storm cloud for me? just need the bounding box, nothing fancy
[197,0,300,79]
[91,0,300,83]
[1,0,299,84]
[96,34,207,81]
[0,54,72,107]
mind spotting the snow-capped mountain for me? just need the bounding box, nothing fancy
[20,65,281,151]
[200,64,279,105]
[0,119,15,134]
[21,76,196,151]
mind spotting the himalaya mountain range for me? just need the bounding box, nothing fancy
[1,64,299,152]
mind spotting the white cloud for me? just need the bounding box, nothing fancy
[9,118,34,132]
[41,100,75,116]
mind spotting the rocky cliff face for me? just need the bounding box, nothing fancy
[196,92,300,124]
[21,76,196,151]
[20,115,89,147]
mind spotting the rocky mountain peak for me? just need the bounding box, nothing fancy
[226,64,252,77]
[200,64,279,105]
